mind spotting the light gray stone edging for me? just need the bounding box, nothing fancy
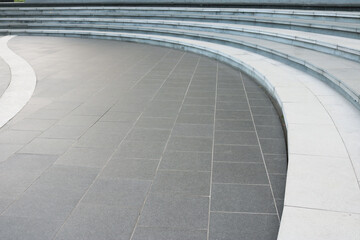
[21,0,360,8]
[0,35,36,128]
[3,28,359,110]
[2,18,359,62]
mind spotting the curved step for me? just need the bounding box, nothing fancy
[1,8,359,39]
[0,53,11,98]
[0,35,36,128]
[2,17,360,63]
[3,26,359,110]
[1,6,360,23]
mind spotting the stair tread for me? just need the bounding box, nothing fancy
[2,26,359,97]
[1,17,359,52]
[1,11,359,30]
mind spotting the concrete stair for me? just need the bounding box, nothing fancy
[1,7,360,38]
[0,7,359,107]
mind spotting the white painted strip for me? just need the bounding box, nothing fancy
[0,35,36,128]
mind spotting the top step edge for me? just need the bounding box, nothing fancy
[1,2,360,11]
[0,6,359,16]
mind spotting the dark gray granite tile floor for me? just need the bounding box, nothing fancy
[0,36,287,240]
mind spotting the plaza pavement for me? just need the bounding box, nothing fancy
[0,36,287,240]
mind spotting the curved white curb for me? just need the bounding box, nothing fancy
[0,35,36,128]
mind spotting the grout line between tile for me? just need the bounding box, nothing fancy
[129,52,196,240]
[50,48,177,240]
[240,71,281,223]
[206,62,219,240]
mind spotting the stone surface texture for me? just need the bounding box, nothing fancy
[0,36,287,240]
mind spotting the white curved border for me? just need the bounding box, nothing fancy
[0,35,36,128]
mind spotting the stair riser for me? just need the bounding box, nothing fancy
[0,9,358,23]
[1,20,359,62]
[1,29,358,108]
[0,15,358,39]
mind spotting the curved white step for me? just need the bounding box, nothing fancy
[0,54,11,98]
[2,6,359,21]
[2,8,359,38]
[2,17,360,60]
[0,35,36,129]
[3,26,360,110]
